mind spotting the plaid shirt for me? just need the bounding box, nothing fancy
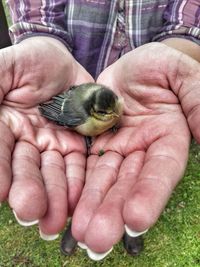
[7,0,200,78]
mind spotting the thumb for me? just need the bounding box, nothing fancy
[170,53,200,143]
[0,46,15,103]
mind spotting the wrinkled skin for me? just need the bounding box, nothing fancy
[1,39,200,252]
[72,43,200,253]
[0,37,94,234]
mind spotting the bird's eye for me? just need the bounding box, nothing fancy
[96,110,107,115]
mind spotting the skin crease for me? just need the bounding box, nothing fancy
[0,36,94,234]
[72,42,200,253]
[1,36,200,252]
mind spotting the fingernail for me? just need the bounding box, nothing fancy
[125,224,148,237]
[13,210,38,226]
[87,247,113,261]
[39,229,59,241]
[78,242,88,249]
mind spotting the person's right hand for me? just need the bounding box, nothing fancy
[0,36,94,238]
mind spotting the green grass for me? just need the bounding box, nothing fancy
[2,0,11,25]
[0,140,199,267]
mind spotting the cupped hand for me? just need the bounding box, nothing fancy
[72,43,194,254]
[0,36,94,236]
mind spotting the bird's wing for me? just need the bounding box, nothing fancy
[38,93,87,127]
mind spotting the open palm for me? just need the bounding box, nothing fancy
[72,43,193,253]
[0,37,93,236]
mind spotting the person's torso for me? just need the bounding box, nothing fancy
[65,0,167,78]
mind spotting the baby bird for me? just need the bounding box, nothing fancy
[38,83,123,136]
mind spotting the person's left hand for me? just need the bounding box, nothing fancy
[71,43,192,257]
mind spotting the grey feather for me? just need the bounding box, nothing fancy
[38,89,88,127]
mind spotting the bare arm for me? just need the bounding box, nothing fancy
[162,38,200,62]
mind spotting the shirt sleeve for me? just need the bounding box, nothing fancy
[153,0,200,45]
[7,0,72,50]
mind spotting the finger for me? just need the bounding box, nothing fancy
[39,151,68,238]
[64,152,86,216]
[84,152,145,253]
[72,151,123,242]
[9,141,47,222]
[123,134,190,231]
[0,121,14,201]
